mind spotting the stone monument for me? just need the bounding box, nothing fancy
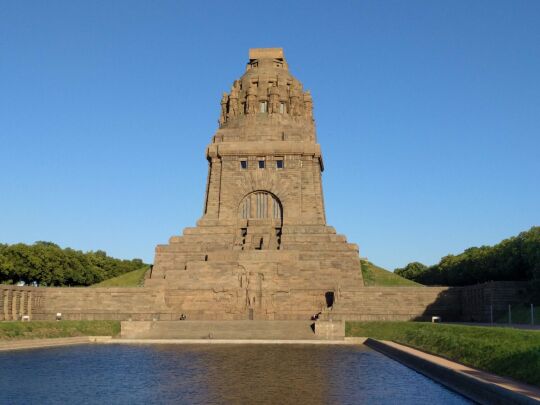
[0,48,489,325]
[145,48,364,320]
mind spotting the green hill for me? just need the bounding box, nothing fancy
[394,226,540,287]
[361,260,421,286]
[91,266,149,287]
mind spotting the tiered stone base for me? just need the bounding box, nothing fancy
[146,224,363,320]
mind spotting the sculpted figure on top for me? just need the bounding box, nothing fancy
[289,82,304,117]
[304,91,313,119]
[246,83,258,115]
[268,84,280,114]
[228,81,240,118]
[219,92,228,125]
[218,49,314,126]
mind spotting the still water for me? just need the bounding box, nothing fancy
[0,344,471,404]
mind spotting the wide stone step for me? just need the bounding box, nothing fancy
[158,243,232,252]
[182,226,236,235]
[281,226,337,234]
[280,234,347,242]
[282,243,357,252]
[120,320,323,340]
[169,235,236,244]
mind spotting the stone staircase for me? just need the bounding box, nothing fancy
[120,320,343,341]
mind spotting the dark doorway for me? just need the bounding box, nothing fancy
[249,308,254,320]
[325,292,334,308]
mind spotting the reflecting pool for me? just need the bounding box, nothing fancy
[0,344,471,404]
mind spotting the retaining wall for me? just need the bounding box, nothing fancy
[0,282,529,322]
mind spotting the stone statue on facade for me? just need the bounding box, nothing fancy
[303,90,313,119]
[246,84,258,115]
[289,84,303,117]
[268,84,280,114]
[220,92,228,125]
[246,271,264,310]
[228,81,240,119]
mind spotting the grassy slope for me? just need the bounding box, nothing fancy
[347,321,540,387]
[0,321,121,340]
[361,260,421,286]
[494,304,540,324]
[91,266,148,287]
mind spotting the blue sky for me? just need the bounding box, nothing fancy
[1,1,539,270]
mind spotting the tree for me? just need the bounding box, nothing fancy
[395,262,428,280]
[0,242,148,286]
[394,226,540,287]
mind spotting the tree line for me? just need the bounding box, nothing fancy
[0,242,148,286]
[395,227,540,287]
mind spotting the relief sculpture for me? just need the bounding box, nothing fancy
[303,90,313,119]
[268,84,280,114]
[220,92,228,125]
[246,83,258,115]
[289,83,304,116]
[228,81,239,119]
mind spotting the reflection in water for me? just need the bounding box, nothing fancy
[0,344,471,404]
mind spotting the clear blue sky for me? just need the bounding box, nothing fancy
[1,1,539,270]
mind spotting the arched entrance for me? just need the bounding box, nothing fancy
[235,191,282,250]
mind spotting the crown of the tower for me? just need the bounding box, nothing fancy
[219,48,314,128]
[247,48,289,71]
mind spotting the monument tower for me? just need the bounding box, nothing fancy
[146,48,364,319]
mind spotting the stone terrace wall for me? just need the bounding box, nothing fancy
[1,286,167,321]
[0,282,530,322]
[460,281,530,322]
[329,287,462,322]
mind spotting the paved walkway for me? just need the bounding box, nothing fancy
[370,339,540,403]
[105,338,359,345]
[0,336,110,351]
[0,336,365,351]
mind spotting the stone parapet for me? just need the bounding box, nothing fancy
[208,141,321,158]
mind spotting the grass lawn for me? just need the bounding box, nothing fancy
[0,320,121,340]
[347,321,540,387]
[361,260,421,286]
[494,303,540,325]
[91,266,149,287]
